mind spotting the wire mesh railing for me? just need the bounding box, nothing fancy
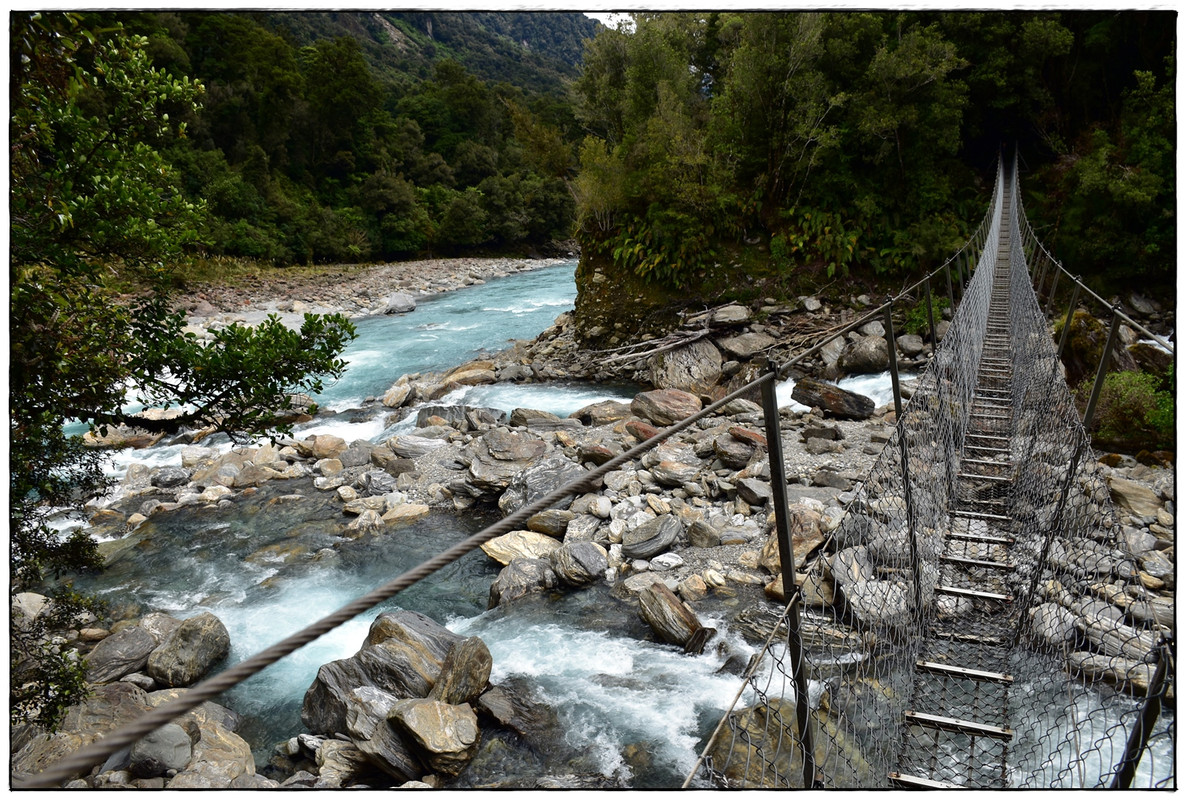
[689,153,1174,789]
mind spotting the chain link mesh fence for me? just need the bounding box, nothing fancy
[692,158,1174,789]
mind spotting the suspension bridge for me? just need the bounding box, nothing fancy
[16,154,1173,789]
[691,154,1174,788]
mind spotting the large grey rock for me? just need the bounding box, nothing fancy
[129,723,192,778]
[146,612,230,688]
[481,530,562,566]
[465,429,547,494]
[428,637,492,706]
[896,333,926,357]
[508,407,583,432]
[497,454,588,515]
[166,714,255,788]
[386,435,447,458]
[86,625,158,684]
[302,611,462,735]
[488,558,559,608]
[11,683,151,783]
[791,376,875,420]
[838,335,890,375]
[384,292,416,314]
[651,459,700,487]
[152,466,190,489]
[344,686,422,782]
[475,678,561,745]
[713,435,755,470]
[649,339,723,395]
[527,508,576,537]
[550,541,609,586]
[622,514,681,560]
[737,478,772,506]
[389,699,480,777]
[569,400,633,426]
[1108,477,1163,518]
[717,331,777,361]
[630,389,703,427]
[638,582,713,654]
[339,441,375,469]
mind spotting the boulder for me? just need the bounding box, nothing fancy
[650,459,700,487]
[344,686,422,782]
[166,713,255,788]
[759,508,825,575]
[382,379,412,409]
[146,612,230,688]
[313,739,376,789]
[1128,341,1173,377]
[638,582,713,654]
[1108,476,1163,518]
[384,292,416,315]
[475,678,560,744]
[464,429,547,494]
[389,699,480,776]
[428,637,492,706]
[387,435,447,458]
[712,304,751,325]
[630,389,703,427]
[481,530,562,566]
[497,454,589,515]
[621,514,682,560]
[550,541,609,586]
[896,333,926,357]
[649,339,723,395]
[509,407,583,432]
[737,478,772,506]
[838,335,890,376]
[302,611,462,736]
[717,331,777,361]
[488,558,559,608]
[1056,309,1139,388]
[310,434,348,460]
[86,625,159,684]
[714,435,756,470]
[151,466,190,489]
[569,400,633,426]
[527,509,576,537]
[11,683,151,783]
[129,723,192,778]
[791,377,875,420]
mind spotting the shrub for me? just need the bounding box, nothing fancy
[1080,366,1174,451]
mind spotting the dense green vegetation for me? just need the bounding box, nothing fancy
[9,12,356,727]
[572,11,1174,301]
[101,10,598,266]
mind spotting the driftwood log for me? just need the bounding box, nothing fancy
[790,376,875,420]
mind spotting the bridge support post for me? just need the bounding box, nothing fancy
[758,365,820,789]
[945,260,956,311]
[924,277,938,353]
[1044,262,1062,314]
[1110,636,1173,789]
[885,304,903,419]
[957,252,966,298]
[1055,282,1081,360]
[1082,307,1122,432]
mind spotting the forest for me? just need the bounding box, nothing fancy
[572,11,1175,299]
[35,10,1175,287]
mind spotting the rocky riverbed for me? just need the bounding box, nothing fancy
[12,257,1175,788]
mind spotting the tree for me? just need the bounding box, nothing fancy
[9,12,356,727]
